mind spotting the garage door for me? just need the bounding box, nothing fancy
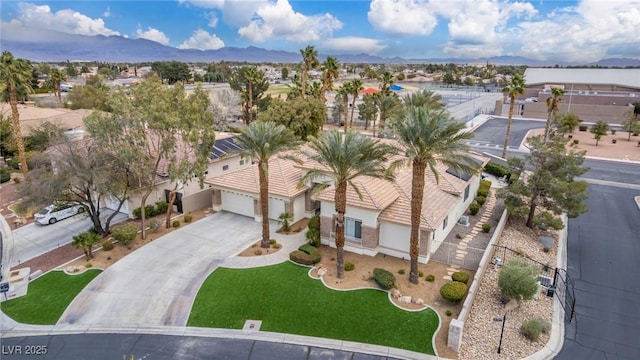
[268,197,285,221]
[221,191,255,218]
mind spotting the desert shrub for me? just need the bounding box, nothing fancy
[172,220,181,228]
[149,219,161,233]
[183,214,193,223]
[425,274,435,282]
[482,223,491,233]
[155,201,169,214]
[484,163,510,179]
[132,207,142,219]
[269,239,277,245]
[289,249,321,265]
[85,262,93,268]
[272,243,282,249]
[578,125,588,131]
[452,271,470,284]
[469,202,480,215]
[611,129,617,135]
[446,310,452,317]
[101,240,114,251]
[345,262,355,271]
[520,317,551,341]
[440,281,468,303]
[110,224,138,245]
[573,139,579,145]
[477,180,492,197]
[498,257,539,301]
[373,268,396,290]
[306,215,321,247]
[398,269,405,275]
[475,195,486,206]
[254,249,263,256]
[72,231,101,260]
[455,233,463,239]
[145,204,157,217]
[418,270,424,277]
[0,167,10,184]
[533,211,564,230]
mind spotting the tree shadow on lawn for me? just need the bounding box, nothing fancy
[188,261,439,355]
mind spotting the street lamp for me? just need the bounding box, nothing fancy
[497,313,507,353]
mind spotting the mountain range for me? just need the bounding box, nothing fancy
[4,29,640,67]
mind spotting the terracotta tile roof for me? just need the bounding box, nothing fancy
[315,176,399,211]
[205,155,307,198]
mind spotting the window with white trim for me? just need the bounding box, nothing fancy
[345,217,362,239]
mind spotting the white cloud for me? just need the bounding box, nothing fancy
[178,29,225,50]
[319,37,387,54]
[180,0,266,27]
[15,2,119,36]
[136,26,170,45]
[104,6,111,18]
[237,0,342,42]
[207,12,219,27]
[368,0,438,35]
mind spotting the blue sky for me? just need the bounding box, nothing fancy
[2,0,639,62]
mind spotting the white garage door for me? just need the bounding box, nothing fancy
[268,197,285,221]
[221,191,255,218]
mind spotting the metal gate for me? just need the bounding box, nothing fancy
[552,268,576,323]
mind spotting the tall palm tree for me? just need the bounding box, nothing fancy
[545,87,564,141]
[337,82,352,133]
[391,106,477,284]
[402,89,445,111]
[320,56,340,102]
[48,68,67,104]
[0,51,33,178]
[374,93,403,137]
[349,78,364,129]
[379,70,394,95]
[501,73,525,158]
[301,130,398,278]
[234,122,299,248]
[300,45,319,100]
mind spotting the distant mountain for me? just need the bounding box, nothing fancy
[586,58,640,67]
[2,28,637,67]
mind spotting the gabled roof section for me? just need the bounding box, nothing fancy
[524,68,640,90]
[315,176,399,211]
[205,156,307,198]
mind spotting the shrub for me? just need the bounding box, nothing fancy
[482,223,491,233]
[0,167,10,184]
[418,271,424,277]
[110,224,138,245]
[484,162,510,179]
[455,233,463,239]
[446,310,452,317]
[398,269,405,275]
[254,249,263,256]
[183,214,193,223]
[578,125,588,131]
[452,271,470,284]
[440,281,468,303]
[155,201,169,214]
[475,195,486,206]
[278,212,294,232]
[498,257,539,301]
[132,207,142,219]
[269,239,277,245]
[345,262,355,271]
[373,268,396,290]
[145,204,157,217]
[101,240,114,251]
[469,202,480,215]
[520,317,551,341]
[425,274,435,282]
[85,262,93,268]
[298,244,316,255]
[272,243,282,249]
[573,139,579,145]
[172,220,181,228]
[306,215,321,247]
[479,179,492,193]
[289,249,321,265]
[149,219,161,233]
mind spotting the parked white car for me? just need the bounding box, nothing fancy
[34,203,85,225]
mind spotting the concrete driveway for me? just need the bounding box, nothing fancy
[57,212,262,327]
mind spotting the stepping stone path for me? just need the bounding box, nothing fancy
[444,189,496,280]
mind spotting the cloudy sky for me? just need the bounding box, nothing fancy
[2,0,639,62]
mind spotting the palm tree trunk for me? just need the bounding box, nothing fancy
[248,83,253,124]
[8,89,29,179]
[343,96,349,134]
[259,162,270,248]
[502,96,515,158]
[334,181,347,279]
[409,159,426,284]
[372,115,377,137]
[350,99,357,129]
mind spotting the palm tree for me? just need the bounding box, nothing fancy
[349,78,364,129]
[301,130,398,278]
[379,70,394,95]
[402,89,445,111]
[300,45,319,100]
[320,56,340,102]
[48,68,67,104]
[337,82,352,133]
[0,51,33,178]
[234,122,300,248]
[374,93,403,137]
[501,73,525,158]
[545,87,564,141]
[390,106,477,284]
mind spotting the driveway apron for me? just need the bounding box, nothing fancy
[57,212,261,327]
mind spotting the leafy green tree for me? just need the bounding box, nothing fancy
[151,61,191,84]
[72,231,101,260]
[502,74,525,158]
[621,110,640,141]
[331,101,344,125]
[357,94,377,130]
[281,66,289,80]
[65,62,78,77]
[442,71,456,85]
[301,130,399,278]
[257,97,325,141]
[0,51,33,178]
[590,120,609,146]
[501,135,589,229]
[65,83,111,111]
[300,45,319,100]
[545,87,564,141]
[233,122,299,248]
[24,121,65,152]
[554,112,581,135]
[229,66,269,124]
[498,257,539,301]
[390,106,477,284]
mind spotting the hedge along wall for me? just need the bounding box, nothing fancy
[447,209,509,352]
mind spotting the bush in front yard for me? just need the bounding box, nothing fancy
[520,317,550,341]
[440,281,468,303]
[578,125,588,131]
[482,223,491,233]
[475,195,486,206]
[172,220,181,228]
[289,249,321,265]
[110,224,138,245]
[101,240,114,251]
[498,257,539,301]
[344,262,355,271]
[373,268,396,290]
[306,215,321,247]
[451,271,470,284]
[183,214,193,223]
[469,202,480,215]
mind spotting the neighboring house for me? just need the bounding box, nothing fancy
[204,154,313,223]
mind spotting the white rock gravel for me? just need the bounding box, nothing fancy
[458,220,558,360]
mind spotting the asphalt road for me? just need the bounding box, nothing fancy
[556,184,640,359]
[0,334,400,360]
[467,117,544,148]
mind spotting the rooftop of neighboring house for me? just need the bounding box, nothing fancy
[524,68,640,90]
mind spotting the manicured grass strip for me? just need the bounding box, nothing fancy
[1,269,102,325]
[188,262,438,354]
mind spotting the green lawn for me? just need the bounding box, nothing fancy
[188,262,439,354]
[1,269,101,324]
